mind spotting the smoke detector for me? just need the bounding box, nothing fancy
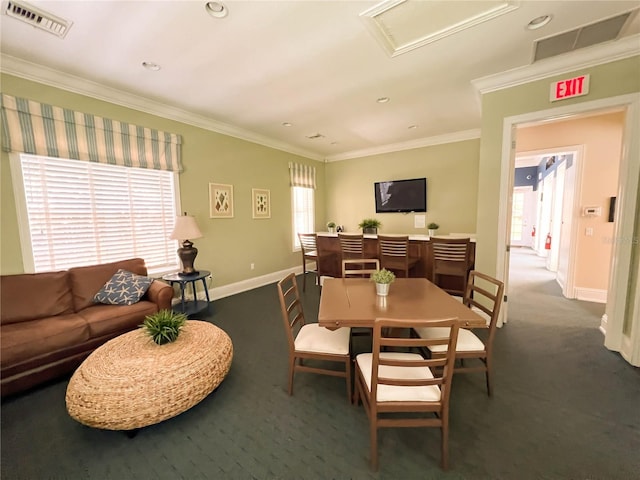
[4,0,72,38]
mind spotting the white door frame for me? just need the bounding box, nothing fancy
[497,93,640,365]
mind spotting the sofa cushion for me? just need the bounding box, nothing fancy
[79,301,158,338]
[1,314,90,369]
[93,269,153,306]
[68,258,147,312]
[0,271,74,325]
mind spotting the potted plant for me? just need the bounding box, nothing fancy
[428,222,440,237]
[370,268,395,296]
[359,218,382,234]
[327,221,336,233]
[140,309,187,345]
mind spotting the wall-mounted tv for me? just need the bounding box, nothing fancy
[374,177,427,213]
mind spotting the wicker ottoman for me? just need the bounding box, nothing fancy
[66,320,233,431]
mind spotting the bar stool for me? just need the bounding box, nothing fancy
[338,233,364,260]
[377,235,419,278]
[431,237,472,296]
[298,233,330,291]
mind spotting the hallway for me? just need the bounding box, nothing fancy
[507,246,605,328]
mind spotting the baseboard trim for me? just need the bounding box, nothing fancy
[172,266,303,303]
[599,313,608,335]
[575,287,607,304]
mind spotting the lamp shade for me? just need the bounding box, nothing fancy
[170,215,202,240]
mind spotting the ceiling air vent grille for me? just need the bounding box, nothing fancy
[4,0,72,38]
[533,11,634,62]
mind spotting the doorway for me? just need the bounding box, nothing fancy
[511,149,582,299]
[497,93,640,365]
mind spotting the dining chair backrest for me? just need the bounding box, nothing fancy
[342,258,380,278]
[276,273,306,353]
[369,317,459,405]
[462,270,504,349]
[338,233,364,259]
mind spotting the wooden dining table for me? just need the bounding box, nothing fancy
[318,277,486,329]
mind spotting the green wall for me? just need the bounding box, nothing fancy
[0,74,325,286]
[476,56,640,277]
[324,139,480,235]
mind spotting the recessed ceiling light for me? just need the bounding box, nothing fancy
[377,97,390,103]
[282,122,292,127]
[408,125,418,129]
[205,2,228,18]
[142,61,161,71]
[526,14,552,30]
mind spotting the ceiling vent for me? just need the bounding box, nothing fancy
[4,0,72,38]
[533,10,635,62]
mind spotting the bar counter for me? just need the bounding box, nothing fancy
[315,233,475,282]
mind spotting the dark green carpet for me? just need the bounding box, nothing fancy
[2,249,639,479]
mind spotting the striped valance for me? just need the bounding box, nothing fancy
[1,94,182,172]
[289,162,316,189]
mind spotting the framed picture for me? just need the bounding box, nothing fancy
[252,188,271,219]
[209,183,234,218]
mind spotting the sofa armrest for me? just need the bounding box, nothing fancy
[146,281,174,311]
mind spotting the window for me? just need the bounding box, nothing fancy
[11,154,180,275]
[510,190,525,242]
[292,186,314,250]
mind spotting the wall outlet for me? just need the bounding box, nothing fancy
[585,227,594,236]
[250,263,255,270]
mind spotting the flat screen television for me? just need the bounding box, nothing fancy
[374,177,427,213]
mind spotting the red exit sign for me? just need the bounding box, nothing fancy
[550,75,590,102]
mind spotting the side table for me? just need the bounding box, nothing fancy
[162,270,211,316]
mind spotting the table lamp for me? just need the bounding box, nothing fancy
[170,213,203,276]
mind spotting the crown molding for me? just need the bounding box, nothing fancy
[324,129,481,162]
[0,54,324,162]
[472,34,640,95]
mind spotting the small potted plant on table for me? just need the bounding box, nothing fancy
[371,268,395,297]
[359,218,382,234]
[327,221,336,233]
[141,309,188,345]
[428,222,440,237]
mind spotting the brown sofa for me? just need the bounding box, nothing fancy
[1,258,174,397]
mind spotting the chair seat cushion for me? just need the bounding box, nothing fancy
[356,352,440,402]
[295,324,350,355]
[414,327,485,353]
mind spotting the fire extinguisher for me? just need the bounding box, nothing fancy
[545,233,552,250]
[531,226,536,238]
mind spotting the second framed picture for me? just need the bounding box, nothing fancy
[252,188,270,219]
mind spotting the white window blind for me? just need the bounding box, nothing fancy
[292,186,314,250]
[13,154,179,275]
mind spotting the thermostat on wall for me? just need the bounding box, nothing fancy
[582,206,601,216]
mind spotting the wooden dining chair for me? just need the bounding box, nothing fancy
[276,273,352,402]
[414,271,504,396]
[298,232,331,291]
[377,235,419,278]
[342,258,380,278]
[354,317,459,471]
[431,237,473,296]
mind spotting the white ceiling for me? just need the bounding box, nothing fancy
[1,0,639,162]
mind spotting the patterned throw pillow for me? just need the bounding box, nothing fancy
[93,269,153,306]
